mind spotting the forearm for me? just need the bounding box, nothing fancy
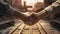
[44,0,60,14]
[9,5,27,20]
[37,0,60,19]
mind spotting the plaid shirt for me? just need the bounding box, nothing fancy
[44,0,60,14]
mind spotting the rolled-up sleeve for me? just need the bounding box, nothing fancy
[44,0,60,14]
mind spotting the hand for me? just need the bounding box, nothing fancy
[21,13,38,25]
[30,13,40,19]
[25,10,47,25]
[23,13,40,25]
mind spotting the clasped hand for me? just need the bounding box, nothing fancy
[19,12,40,25]
[13,10,45,25]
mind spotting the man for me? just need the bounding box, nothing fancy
[21,0,60,25]
[0,0,33,25]
[0,0,28,19]
[0,0,60,25]
[28,0,60,25]
[31,0,60,18]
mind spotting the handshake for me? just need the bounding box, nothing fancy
[13,10,46,25]
[9,5,46,25]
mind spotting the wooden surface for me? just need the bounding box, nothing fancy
[8,20,60,34]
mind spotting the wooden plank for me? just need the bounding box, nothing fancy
[38,20,60,34]
[37,23,47,34]
[12,23,25,34]
[18,23,25,34]
[24,25,30,30]
[29,26,33,34]
[9,23,21,34]
[32,24,40,34]
[32,24,38,30]
[12,30,20,34]
[22,25,30,34]
[8,19,23,29]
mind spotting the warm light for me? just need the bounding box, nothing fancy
[38,0,44,2]
[25,0,37,8]
[22,0,44,9]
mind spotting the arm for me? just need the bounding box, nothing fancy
[0,0,8,4]
[0,0,28,20]
[9,5,28,20]
[32,0,60,19]
[26,0,60,25]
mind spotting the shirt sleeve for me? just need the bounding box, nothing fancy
[44,0,60,14]
[0,0,8,4]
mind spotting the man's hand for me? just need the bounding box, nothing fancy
[24,13,40,25]
[32,10,47,19]
[24,10,48,25]
[22,10,46,25]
